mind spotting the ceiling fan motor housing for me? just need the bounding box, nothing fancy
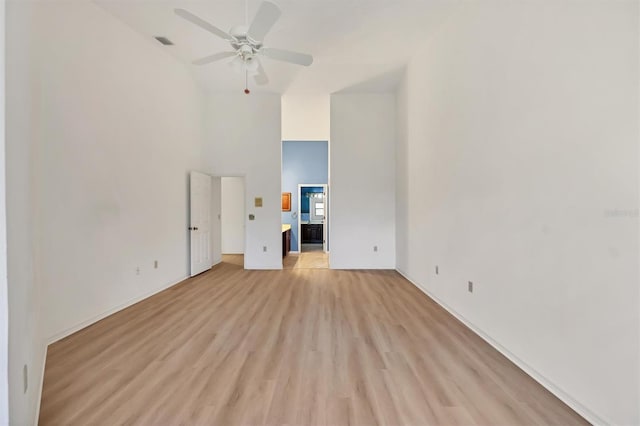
[230,26,262,57]
[239,44,255,58]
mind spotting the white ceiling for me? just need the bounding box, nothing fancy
[95,0,458,94]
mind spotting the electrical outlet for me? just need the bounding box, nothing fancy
[435,265,439,275]
[23,364,28,394]
[373,245,378,252]
[468,281,474,293]
[154,260,158,269]
[263,246,267,252]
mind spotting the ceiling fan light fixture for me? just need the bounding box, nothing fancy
[245,56,259,73]
[229,55,244,72]
[239,44,253,56]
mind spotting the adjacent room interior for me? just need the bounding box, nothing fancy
[281,140,329,269]
[2,1,639,425]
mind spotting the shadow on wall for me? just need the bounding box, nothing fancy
[335,67,406,93]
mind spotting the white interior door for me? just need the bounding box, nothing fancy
[309,186,328,252]
[190,171,212,276]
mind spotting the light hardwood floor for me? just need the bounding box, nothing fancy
[222,253,245,267]
[283,252,329,269]
[39,261,587,425]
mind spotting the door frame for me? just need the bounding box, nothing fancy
[297,183,328,253]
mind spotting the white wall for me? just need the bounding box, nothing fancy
[0,1,9,423]
[5,5,206,424]
[330,94,396,269]
[6,2,45,424]
[221,177,245,254]
[33,1,205,341]
[204,93,282,269]
[281,94,330,141]
[396,2,639,425]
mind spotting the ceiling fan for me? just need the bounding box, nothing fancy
[175,1,313,92]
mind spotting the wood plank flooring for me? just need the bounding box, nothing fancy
[283,252,329,269]
[39,261,587,425]
[222,253,245,267]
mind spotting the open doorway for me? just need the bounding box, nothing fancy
[212,176,246,268]
[281,141,329,269]
[298,184,327,253]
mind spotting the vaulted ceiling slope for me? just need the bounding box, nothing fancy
[95,0,459,94]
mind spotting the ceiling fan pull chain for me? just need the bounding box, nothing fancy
[244,70,250,94]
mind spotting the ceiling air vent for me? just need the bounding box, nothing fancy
[154,36,174,46]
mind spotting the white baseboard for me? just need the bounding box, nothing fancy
[330,265,396,270]
[32,344,47,426]
[46,275,188,345]
[395,268,608,426]
[246,265,283,270]
[284,250,330,254]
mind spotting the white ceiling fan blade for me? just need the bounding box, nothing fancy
[193,52,237,66]
[261,47,313,66]
[247,1,281,42]
[175,9,234,41]
[254,60,269,85]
